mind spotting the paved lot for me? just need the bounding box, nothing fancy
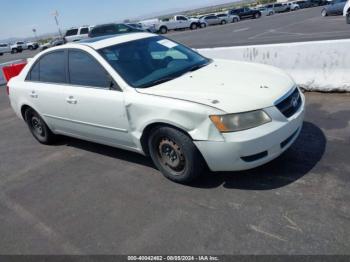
[169,7,350,48]
[0,87,349,254]
[1,7,349,65]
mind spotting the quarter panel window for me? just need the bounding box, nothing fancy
[39,51,66,83]
[68,50,109,88]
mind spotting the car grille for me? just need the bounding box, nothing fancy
[275,88,302,118]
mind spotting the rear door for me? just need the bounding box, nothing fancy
[63,49,134,148]
[24,50,70,131]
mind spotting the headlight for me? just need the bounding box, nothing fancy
[210,110,271,132]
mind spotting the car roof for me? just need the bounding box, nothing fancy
[69,32,156,50]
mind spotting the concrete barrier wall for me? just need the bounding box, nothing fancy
[198,39,350,92]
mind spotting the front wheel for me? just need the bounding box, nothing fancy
[25,108,56,144]
[148,127,204,184]
[232,18,239,23]
[254,13,261,19]
[221,20,227,25]
[11,48,17,54]
[347,12,350,24]
[200,23,207,28]
[321,9,327,16]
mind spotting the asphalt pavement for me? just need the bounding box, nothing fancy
[168,6,350,48]
[0,88,349,254]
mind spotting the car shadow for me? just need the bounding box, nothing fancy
[58,121,326,190]
[191,121,327,190]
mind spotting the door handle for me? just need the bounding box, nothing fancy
[30,91,38,98]
[66,96,77,104]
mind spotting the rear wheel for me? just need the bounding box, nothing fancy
[321,9,327,16]
[0,53,3,56]
[232,18,239,23]
[254,12,261,19]
[11,48,17,54]
[28,46,33,50]
[148,126,204,184]
[190,23,198,30]
[200,23,207,28]
[159,26,168,34]
[221,20,227,25]
[24,108,56,145]
[347,12,350,24]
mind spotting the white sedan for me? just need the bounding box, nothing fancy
[7,33,305,184]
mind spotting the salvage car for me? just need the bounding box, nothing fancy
[7,33,305,183]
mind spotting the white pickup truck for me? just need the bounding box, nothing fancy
[141,15,202,34]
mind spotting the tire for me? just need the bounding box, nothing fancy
[28,46,33,50]
[200,23,207,28]
[11,48,17,54]
[269,12,274,16]
[0,53,3,56]
[159,26,168,34]
[347,12,350,24]
[24,108,56,145]
[254,12,261,19]
[321,9,327,16]
[221,20,227,25]
[232,18,239,23]
[148,126,204,184]
[190,23,197,30]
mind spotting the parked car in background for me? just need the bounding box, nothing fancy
[229,8,262,19]
[0,43,11,56]
[127,23,157,33]
[26,41,39,50]
[146,15,202,34]
[10,42,24,53]
[321,0,347,15]
[344,0,350,23]
[286,2,301,10]
[257,6,275,16]
[64,26,92,43]
[216,13,240,22]
[266,3,290,12]
[200,15,228,26]
[7,33,305,184]
[296,0,313,8]
[89,23,143,38]
[40,38,65,50]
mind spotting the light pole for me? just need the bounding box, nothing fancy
[52,10,63,38]
[32,28,38,41]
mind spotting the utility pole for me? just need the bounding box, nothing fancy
[32,28,38,41]
[52,10,63,38]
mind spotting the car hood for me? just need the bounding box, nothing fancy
[136,59,296,113]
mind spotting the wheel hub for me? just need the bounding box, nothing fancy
[31,116,43,135]
[158,138,185,172]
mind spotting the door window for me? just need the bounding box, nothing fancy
[68,50,109,88]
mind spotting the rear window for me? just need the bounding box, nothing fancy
[65,29,79,37]
[27,51,66,83]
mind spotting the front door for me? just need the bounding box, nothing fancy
[63,49,134,148]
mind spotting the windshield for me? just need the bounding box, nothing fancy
[99,36,211,88]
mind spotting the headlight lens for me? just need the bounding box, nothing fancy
[210,110,271,132]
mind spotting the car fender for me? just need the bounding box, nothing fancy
[124,92,225,144]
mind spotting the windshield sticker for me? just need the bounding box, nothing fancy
[157,39,178,49]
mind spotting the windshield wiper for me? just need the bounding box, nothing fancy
[187,60,212,73]
[139,76,176,88]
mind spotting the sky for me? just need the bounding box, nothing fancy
[0,0,235,40]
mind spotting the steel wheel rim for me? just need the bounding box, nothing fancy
[157,137,185,174]
[31,115,45,137]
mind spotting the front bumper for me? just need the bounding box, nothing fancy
[194,95,305,172]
